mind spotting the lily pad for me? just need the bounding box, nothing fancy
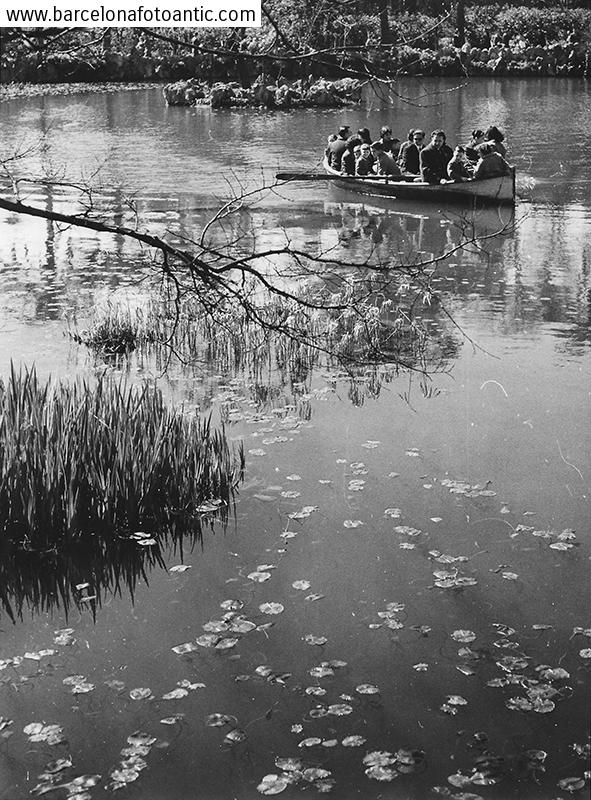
[259,603,284,615]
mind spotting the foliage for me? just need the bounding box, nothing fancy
[465,5,591,45]
[0,365,243,545]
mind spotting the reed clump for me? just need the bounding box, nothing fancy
[0,365,244,548]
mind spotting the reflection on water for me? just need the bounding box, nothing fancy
[0,83,590,800]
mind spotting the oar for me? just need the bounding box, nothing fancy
[276,172,400,182]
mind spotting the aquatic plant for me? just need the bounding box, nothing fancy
[0,364,244,547]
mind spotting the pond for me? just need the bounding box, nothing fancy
[0,78,590,800]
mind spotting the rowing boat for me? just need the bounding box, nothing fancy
[277,159,516,206]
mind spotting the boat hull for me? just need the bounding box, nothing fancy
[324,160,515,206]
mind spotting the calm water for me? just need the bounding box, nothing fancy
[0,79,590,800]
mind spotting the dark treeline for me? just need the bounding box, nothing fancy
[2,1,591,84]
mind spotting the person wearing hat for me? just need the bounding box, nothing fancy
[326,125,350,171]
[465,128,486,163]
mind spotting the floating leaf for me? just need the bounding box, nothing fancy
[169,565,191,572]
[228,618,256,634]
[452,630,476,643]
[224,729,246,744]
[309,665,334,679]
[172,642,198,655]
[299,737,322,747]
[580,649,591,659]
[356,684,379,695]
[257,774,289,795]
[292,580,311,591]
[248,571,272,583]
[162,688,188,700]
[259,603,284,615]
[557,777,585,792]
[446,695,468,706]
[305,686,327,696]
[196,634,221,648]
[24,649,57,661]
[448,772,473,788]
[53,629,76,646]
[394,525,422,537]
[305,593,325,602]
[160,715,184,725]
[413,663,428,672]
[249,449,267,457]
[342,735,366,747]
[286,475,301,481]
[327,703,353,716]
[501,572,519,580]
[365,765,398,781]
[384,508,402,518]
[363,751,396,767]
[343,520,364,528]
[303,634,328,646]
[275,757,302,771]
[549,542,573,551]
[215,638,239,650]
[129,688,153,700]
[205,714,234,727]
[303,768,331,782]
[220,599,243,611]
[23,723,65,745]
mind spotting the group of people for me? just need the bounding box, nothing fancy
[325,124,512,184]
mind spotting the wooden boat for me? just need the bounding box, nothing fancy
[277,159,516,207]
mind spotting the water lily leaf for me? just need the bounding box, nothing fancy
[343,520,364,528]
[305,593,325,602]
[162,688,188,700]
[446,695,468,706]
[257,774,289,795]
[203,620,229,633]
[549,542,573,550]
[281,490,301,498]
[24,723,65,745]
[365,765,398,781]
[537,667,569,680]
[249,449,267,456]
[215,637,238,650]
[327,659,348,668]
[228,618,256,634]
[580,648,591,659]
[305,686,327,696]
[558,528,577,540]
[224,729,246,744]
[71,681,95,694]
[303,634,328,646]
[394,525,422,536]
[280,531,298,539]
[220,599,243,611]
[501,572,519,580]
[53,628,76,646]
[136,538,157,546]
[257,564,276,571]
[129,688,153,700]
[291,724,303,734]
[302,768,331,782]
[448,772,473,788]
[24,649,57,661]
[342,735,366,747]
[327,703,353,716]
[292,580,311,591]
[413,663,428,671]
[321,739,338,747]
[452,630,476,643]
[105,679,126,691]
[384,507,402,518]
[299,737,322,747]
[172,642,198,655]
[169,565,191,572]
[356,684,379,694]
[286,474,301,481]
[506,697,533,711]
[308,707,328,719]
[160,715,184,725]
[205,713,234,727]
[259,603,284,615]
[248,571,272,583]
[275,757,302,771]
[196,634,221,648]
[44,757,73,774]
[557,777,585,791]
[456,665,476,676]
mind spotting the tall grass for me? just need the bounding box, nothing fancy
[0,365,244,548]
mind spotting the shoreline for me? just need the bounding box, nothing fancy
[0,81,164,102]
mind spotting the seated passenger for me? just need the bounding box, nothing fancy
[357,127,372,145]
[419,130,448,184]
[378,126,399,154]
[326,125,350,171]
[473,143,512,179]
[484,125,507,157]
[370,141,402,177]
[447,146,473,181]
[341,136,361,176]
[465,128,486,163]
[397,129,424,177]
[355,143,375,175]
[440,133,454,167]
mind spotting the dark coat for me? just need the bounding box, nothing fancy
[397,141,421,175]
[420,143,447,183]
[341,150,356,175]
[473,152,512,179]
[447,158,472,181]
[327,137,348,170]
[440,143,453,166]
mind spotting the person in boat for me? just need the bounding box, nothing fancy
[357,127,372,145]
[397,129,425,177]
[355,142,375,175]
[447,146,473,182]
[465,129,486,163]
[484,125,507,157]
[472,142,512,179]
[419,130,448,184]
[341,136,362,176]
[370,141,402,177]
[440,133,454,167]
[326,125,350,171]
[378,126,399,154]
